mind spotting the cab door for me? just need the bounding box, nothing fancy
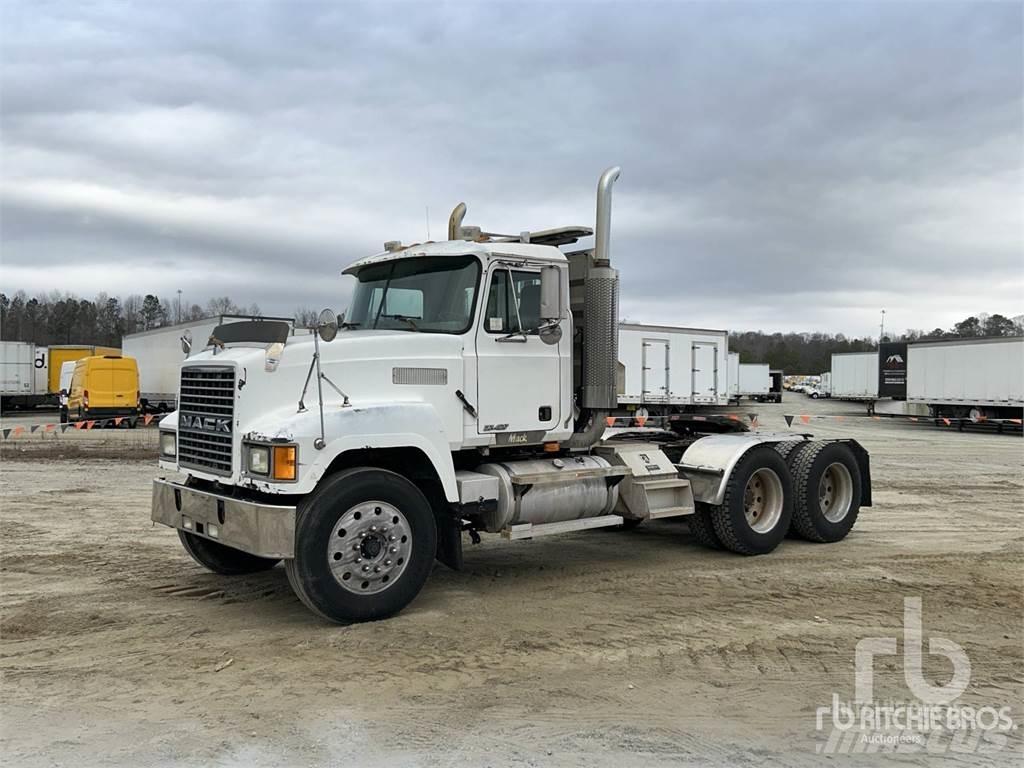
[475,265,561,438]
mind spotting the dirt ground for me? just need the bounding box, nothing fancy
[2,395,1022,766]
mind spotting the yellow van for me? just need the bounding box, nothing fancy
[67,355,140,423]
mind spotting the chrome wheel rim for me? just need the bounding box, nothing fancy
[743,468,784,533]
[819,462,854,523]
[327,501,412,594]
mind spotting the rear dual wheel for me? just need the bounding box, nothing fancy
[689,447,793,555]
[788,442,862,542]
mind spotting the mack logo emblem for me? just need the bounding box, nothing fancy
[495,430,545,446]
[181,414,232,433]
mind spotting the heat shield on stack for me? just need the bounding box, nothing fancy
[582,265,619,410]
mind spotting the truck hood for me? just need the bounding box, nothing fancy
[180,329,466,435]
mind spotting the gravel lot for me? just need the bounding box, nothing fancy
[2,395,1021,766]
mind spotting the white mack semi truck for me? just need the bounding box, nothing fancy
[152,168,872,624]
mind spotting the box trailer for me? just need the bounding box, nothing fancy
[618,323,729,408]
[739,363,770,399]
[727,352,740,402]
[1,342,46,409]
[831,352,878,401]
[123,315,299,411]
[907,336,1024,419]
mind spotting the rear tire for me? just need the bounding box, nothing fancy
[686,502,723,549]
[789,442,862,543]
[709,447,793,555]
[178,530,280,575]
[773,439,810,464]
[285,467,436,624]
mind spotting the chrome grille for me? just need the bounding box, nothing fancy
[178,366,235,475]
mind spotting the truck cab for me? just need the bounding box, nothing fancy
[152,168,872,624]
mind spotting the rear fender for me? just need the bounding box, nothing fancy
[679,432,805,505]
[679,434,872,507]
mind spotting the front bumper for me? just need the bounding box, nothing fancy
[151,478,297,559]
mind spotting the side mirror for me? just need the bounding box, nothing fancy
[180,329,192,356]
[539,265,564,322]
[538,265,564,345]
[317,308,338,342]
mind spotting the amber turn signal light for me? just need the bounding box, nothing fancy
[272,445,297,481]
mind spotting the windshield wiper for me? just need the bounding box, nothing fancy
[380,313,421,331]
[341,321,360,329]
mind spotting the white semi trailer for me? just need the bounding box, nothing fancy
[830,352,878,402]
[124,315,299,412]
[151,168,873,624]
[617,324,729,408]
[907,336,1024,420]
[725,354,770,403]
[0,341,48,409]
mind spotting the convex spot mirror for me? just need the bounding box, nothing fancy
[317,308,338,342]
[180,329,192,355]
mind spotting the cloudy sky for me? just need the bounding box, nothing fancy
[1,1,1021,337]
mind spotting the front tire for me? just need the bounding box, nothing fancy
[178,530,280,575]
[285,467,437,624]
[789,442,862,543]
[709,447,793,555]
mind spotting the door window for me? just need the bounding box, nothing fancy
[484,270,541,334]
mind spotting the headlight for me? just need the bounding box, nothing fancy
[160,431,176,458]
[248,445,270,475]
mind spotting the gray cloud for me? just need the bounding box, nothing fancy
[1,1,1020,335]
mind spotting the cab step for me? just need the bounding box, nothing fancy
[502,515,624,540]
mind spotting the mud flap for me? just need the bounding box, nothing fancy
[434,512,464,571]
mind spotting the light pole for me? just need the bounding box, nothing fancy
[879,309,886,342]
[177,289,183,324]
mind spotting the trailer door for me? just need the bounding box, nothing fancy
[641,338,669,403]
[691,343,718,403]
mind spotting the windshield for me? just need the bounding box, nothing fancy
[346,255,481,334]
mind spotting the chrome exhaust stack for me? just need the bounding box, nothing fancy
[581,166,621,412]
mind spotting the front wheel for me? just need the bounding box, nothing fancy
[178,530,280,575]
[709,447,793,555]
[285,467,437,624]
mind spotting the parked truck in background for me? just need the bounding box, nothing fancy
[831,352,878,404]
[726,355,771,403]
[738,363,770,401]
[816,371,832,398]
[151,168,873,624]
[907,336,1024,421]
[123,315,300,412]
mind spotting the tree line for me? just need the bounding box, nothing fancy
[2,290,1020,372]
[0,291,262,348]
[730,313,1023,374]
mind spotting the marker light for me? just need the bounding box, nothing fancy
[272,445,297,481]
